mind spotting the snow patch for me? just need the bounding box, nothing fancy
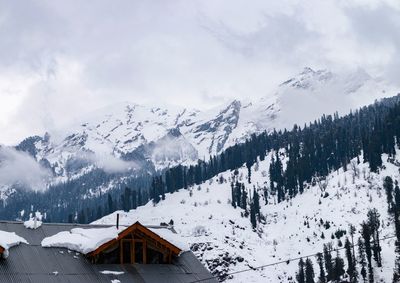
[24,211,43,229]
[149,227,189,251]
[0,230,28,258]
[24,218,42,229]
[100,270,124,275]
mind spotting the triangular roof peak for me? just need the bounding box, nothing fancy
[87,221,182,258]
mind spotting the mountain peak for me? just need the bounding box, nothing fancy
[300,66,315,74]
[280,67,329,89]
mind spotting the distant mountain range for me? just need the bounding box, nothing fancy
[1,67,396,199]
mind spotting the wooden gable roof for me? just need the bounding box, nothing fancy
[87,221,181,258]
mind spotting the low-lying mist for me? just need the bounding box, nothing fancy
[0,146,51,191]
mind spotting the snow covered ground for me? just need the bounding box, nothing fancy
[94,150,400,282]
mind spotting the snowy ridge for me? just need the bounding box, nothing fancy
[94,150,400,282]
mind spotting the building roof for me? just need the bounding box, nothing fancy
[87,221,182,258]
[0,221,217,283]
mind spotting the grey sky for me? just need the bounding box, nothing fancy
[0,0,399,145]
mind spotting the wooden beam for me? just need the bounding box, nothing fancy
[130,239,134,264]
[143,239,147,264]
[147,242,170,256]
[168,249,172,264]
[163,251,168,263]
[132,239,136,264]
[119,240,123,264]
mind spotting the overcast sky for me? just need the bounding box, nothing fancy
[0,0,400,145]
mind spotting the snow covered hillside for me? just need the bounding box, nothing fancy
[94,150,400,282]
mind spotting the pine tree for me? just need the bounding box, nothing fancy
[277,182,285,203]
[107,193,114,214]
[384,176,394,212]
[236,181,242,208]
[296,258,306,283]
[393,188,400,282]
[246,160,252,184]
[263,186,268,205]
[332,250,345,282]
[393,240,400,283]
[367,208,382,267]
[323,243,334,281]
[137,189,143,206]
[361,222,373,282]
[305,258,315,283]
[77,209,86,224]
[316,252,326,283]
[241,185,248,211]
[349,224,357,267]
[68,213,73,223]
[358,237,367,283]
[161,176,166,200]
[253,187,260,219]
[122,187,131,212]
[250,201,257,229]
[345,237,358,282]
[395,185,400,213]
[231,182,236,208]
[152,177,161,204]
[96,205,102,219]
[131,190,137,209]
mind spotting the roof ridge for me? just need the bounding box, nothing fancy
[0,220,177,231]
[0,220,112,227]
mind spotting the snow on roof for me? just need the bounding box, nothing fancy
[41,223,187,255]
[149,228,189,251]
[24,211,43,229]
[100,270,124,275]
[0,230,28,258]
[24,218,42,229]
[41,226,122,254]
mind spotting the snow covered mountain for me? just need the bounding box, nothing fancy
[94,150,399,282]
[4,67,397,194]
[2,67,399,282]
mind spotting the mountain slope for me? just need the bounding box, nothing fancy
[94,150,399,282]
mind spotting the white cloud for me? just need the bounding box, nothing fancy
[71,151,137,174]
[92,154,137,174]
[0,0,399,144]
[0,147,51,191]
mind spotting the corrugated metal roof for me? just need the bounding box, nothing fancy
[0,221,217,283]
